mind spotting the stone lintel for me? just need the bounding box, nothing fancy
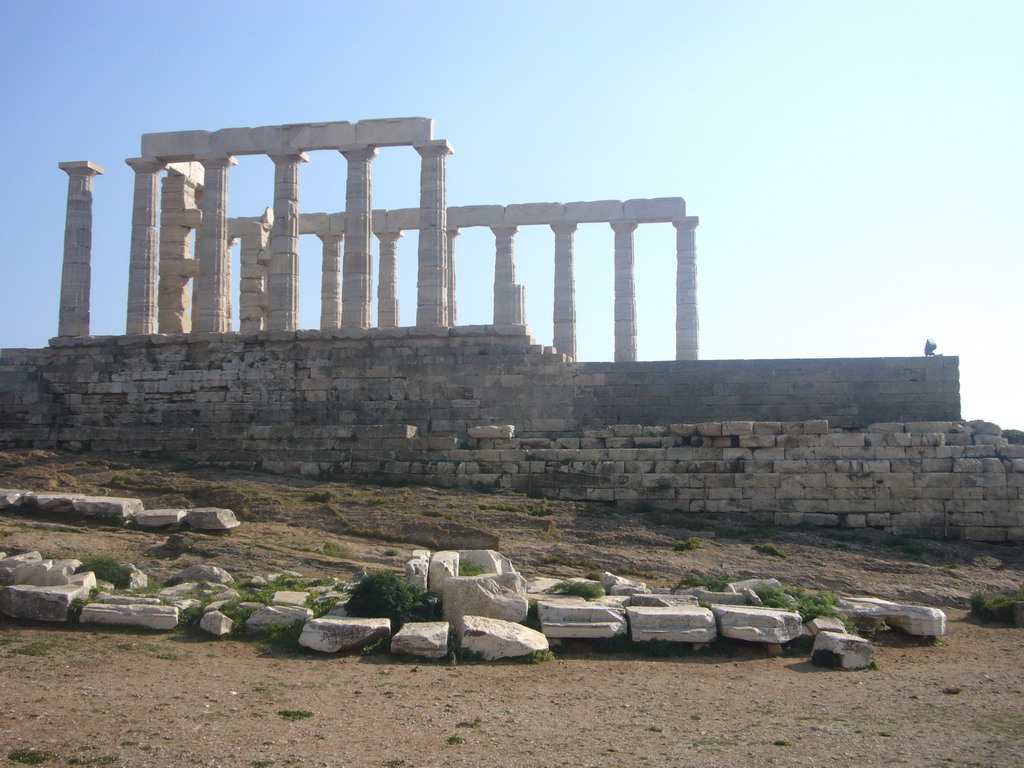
[59,160,104,176]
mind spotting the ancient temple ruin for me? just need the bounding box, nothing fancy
[55,117,699,363]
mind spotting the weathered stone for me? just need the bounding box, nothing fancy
[806,616,847,636]
[601,572,649,596]
[674,588,746,605]
[469,425,515,439]
[200,610,234,637]
[23,492,86,513]
[71,496,144,521]
[457,549,514,575]
[0,583,89,622]
[628,593,699,608]
[79,603,179,630]
[728,578,782,593]
[711,605,803,643]
[69,571,97,590]
[405,556,428,590]
[458,615,548,660]
[298,617,390,653]
[0,489,26,508]
[428,551,459,590]
[886,605,947,637]
[442,574,528,623]
[272,590,310,606]
[158,582,200,597]
[184,507,241,530]
[12,560,76,587]
[133,508,187,527]
[538,599,627,638]
[169,564,234,584]
[125,563,148,589]
[245,605,313,634]
[834,597,902,631]
[626,605,717,643]
[391,621,450,658]
[96,594,161,605]
[811,631,875,670]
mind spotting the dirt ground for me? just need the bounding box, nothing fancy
[1,450,1023,768]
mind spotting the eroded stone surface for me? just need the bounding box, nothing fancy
[626,605,717,643]
[170,564,234,584]
[812,631,875,670]
[0,583,89,622]
[72,496,144,520]
[442,574,528,623]
[298,617,390,653]
[245,605,312,634]
[428,551,459,591]
[184,507,241,530]
[200,609,234,637]
[79,603,179,630]
[458,615,548,660]
[711,605,803,644]
[538,599,627,639]
[133,509,187,527]
[391,621,449,658]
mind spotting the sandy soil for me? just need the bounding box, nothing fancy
[1,450,1022,768]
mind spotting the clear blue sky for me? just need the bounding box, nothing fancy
[1,1,1021,428]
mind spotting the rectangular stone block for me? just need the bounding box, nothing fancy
[623,197,686,223]
[504,203,565,225]
[564,200,624,223]
[355,117,433,146]
[141,130,211,159]
[283,121,357,150]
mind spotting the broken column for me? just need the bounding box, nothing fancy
[124,158,163,335]
[319,233,343,329]
[446,228,460,325]
[414,140,452,327]
[551,222,577,360]
[57,161,104,337]
[674,217,700,361]
[238,209,273,332]
[611,220,638,363]
[340,146,377,328]
[492,226,525,325]
[376,231,402,328]
[266,153,306,331]
[192,155,234,333]
[157,163,202,334]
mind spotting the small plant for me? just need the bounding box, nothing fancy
[549,581,605,600]
[446,735,466,746]
[773,740,790,747]
[304,490,336,503]
[526,649,555,663]
[673,572,732,592]
[277,710,314,721]
[674,537,701,551]
[753,542,787,559]
[970,586,1024,623]
[75,556,133,589]
[261,620,307,651]
[458,561,485,577]
[320,541,352,559]
[383,761,406,768]
[7,749,56,765]
[344,570,437,629]
[456,718,482,728]
[382,549,399,556]
[646,726,663,733]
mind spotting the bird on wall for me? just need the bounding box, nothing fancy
[924,339,938,356]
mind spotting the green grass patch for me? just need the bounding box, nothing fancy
[970,586,1024,623]
[673,572,732,592]
[277,710,314,721]
[320,541,352,559]
[753,542,787,559]
[674,536,701,551]
[7,749,56,765]
[75,556,133,589]
[458,561,485,577]
[549,581,605,600]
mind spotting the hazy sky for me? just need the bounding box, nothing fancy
[1,1,1020,427]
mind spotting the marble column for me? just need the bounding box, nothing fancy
[319,233,343,329]
[157,165,202,333]
[376,231,402,328]
[414,140,453,327]
[445,228,460,326]
[57,161,104,337]
[340,146,378,328]
[674,217,700,360]
[192,155,234,333]
[239,209,273,332]
[611,220,638,363]
[551,222,577,360]
[491,226,524,325]
[266,152,306,331]
[124,158,163,335]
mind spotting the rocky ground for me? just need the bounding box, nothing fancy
[1,449,1022,768]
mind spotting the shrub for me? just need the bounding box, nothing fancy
[753,542,787,559]
[344,570,437,629]
[321,541,352,559]
[549,581,605,600]
[755,584,858,633]
[674,537,702,551]
[970,586,1024,623]
[278,710,314,721]
[75,556,133,589]
[673,572,731,592]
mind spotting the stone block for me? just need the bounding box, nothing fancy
[811,631,875,670]
[79,603,179,631]
[0,583,89,622]
[504,203,565,225]
[170,564,234,584]
[69,496,143,521]
[133,509,187,527]
[272,590,310,606]
[457,615,548,660]
[805,616,846,635]
[405,556,428,590]
[564,200,625,223]
[391,621,450,658]
[623,197,686,222]
[427,551,459,591]
[626,605,716,643]
[200,610,233,637]
[537,599,627,638]
[469,425,515,439]
[245,605,313,634]
[355,117,433,146]
[0,489,26,509]
[710,605,803,643]
[283,121,357,151]
[441,574,528,623]
[886,605,946,637]
[298,617,391,653]
[23,492,86,514]
[447,205,505,228]
[141,129,212,160]
[628,594,698,608]
[184,507,241,530]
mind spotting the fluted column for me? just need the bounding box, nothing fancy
[319,233,343,329]
[266,152,307,331]
[492,226,524,325]
[446,228,460,325]
[414,140,453,327]
[193,155,234,333]
[551,222,577,360]
[340,146,378,328]
[239,209,273,332]
[124,158,163,335]
[158,165,202,333]
[674,217,700,360]
[57,161,104,337]
[376,231,402,328]
[611,220,638,363]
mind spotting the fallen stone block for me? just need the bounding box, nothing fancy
[12,559,76,587]
[0,489,27,509]
[298,617,391,653]
[133,509,187,528]
[200,610,234,637]
[245,605,313,634]
[391,621,450,658]
[272,590,310,606]
[626,605,717,643]
[538,599,627,639]
[428,551,459,591]
[79,603,179,630]
[469,425,515,439]
[811,631,875,670]
[728,578,782,593]
[674,588,747,605]
[458,615,549,660]
[806,616,847,636]
[169,564,234,584]
[602,572,649,596]
[628,594,699,608]
[886,605,947,637]
[405,556,428,590]
[0,552,43,586]
[442,574,529,623]
[834,597,902,631]
[68,571,96,590]
[71,496,144,521]
[184,507,241,531]
[158,582,200,597]
[96,594,162,605]
[22,492,86,514]
[457,549,515,575]
[126,563,148,589]
[0,583,90,622]
[711,605,803,643]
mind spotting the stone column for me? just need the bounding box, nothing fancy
[674,217,700,360]
[340,146,378,328]
[492,226,524,325]
[57,161,104,337]
[551,222,578,360]
[611,220,638,363]
[445,228,460,325]
[319,233,343,329]
[266,152,306,331]
[192,155,234,333]
[414,140,453,327]
[376,231,402,328]
[239,209,273,332]
[157,164,202,333]
[124,158,163,335]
